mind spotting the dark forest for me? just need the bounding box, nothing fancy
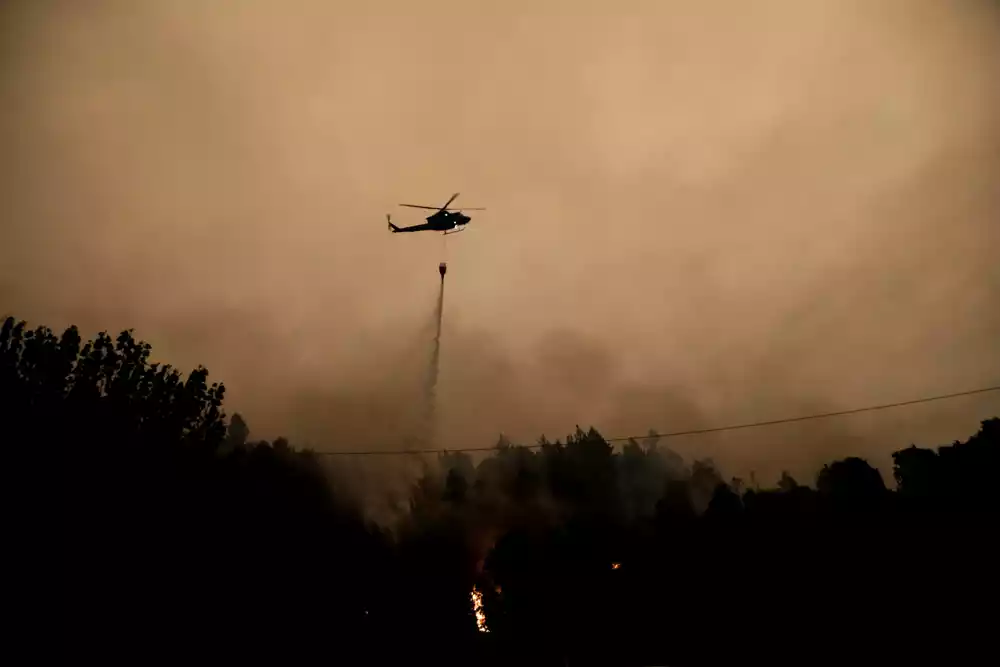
[9,317,996,665]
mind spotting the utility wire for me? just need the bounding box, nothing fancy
[312,384,1000,456]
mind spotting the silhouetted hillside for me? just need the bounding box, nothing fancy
[6,316,995,665]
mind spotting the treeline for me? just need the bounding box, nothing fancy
[7,317,996,665]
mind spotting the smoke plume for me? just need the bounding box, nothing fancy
[2,0,999,486]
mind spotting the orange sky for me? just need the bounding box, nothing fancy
[2,0,998,484]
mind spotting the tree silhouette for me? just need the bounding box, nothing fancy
[816,456,888,510]
[7,312,993,666]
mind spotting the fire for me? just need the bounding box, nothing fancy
[612,562,621,570]
[471,585,489,633]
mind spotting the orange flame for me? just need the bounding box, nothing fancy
[471,586,489,633]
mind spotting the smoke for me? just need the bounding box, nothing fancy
[2,0,999,488]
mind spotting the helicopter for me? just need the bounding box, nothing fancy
[387,192,485,235]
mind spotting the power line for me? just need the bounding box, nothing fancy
[602,384,1000,442]
[312,384,1000,457]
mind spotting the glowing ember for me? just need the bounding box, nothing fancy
[471,585,489,633]
[611,562,621,570]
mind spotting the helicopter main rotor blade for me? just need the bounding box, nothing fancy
[399,204,486,211]
[398,194,484,211]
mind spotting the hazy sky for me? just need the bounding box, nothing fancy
[2,0,999,483]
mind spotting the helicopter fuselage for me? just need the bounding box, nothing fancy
[425,210,471,230]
